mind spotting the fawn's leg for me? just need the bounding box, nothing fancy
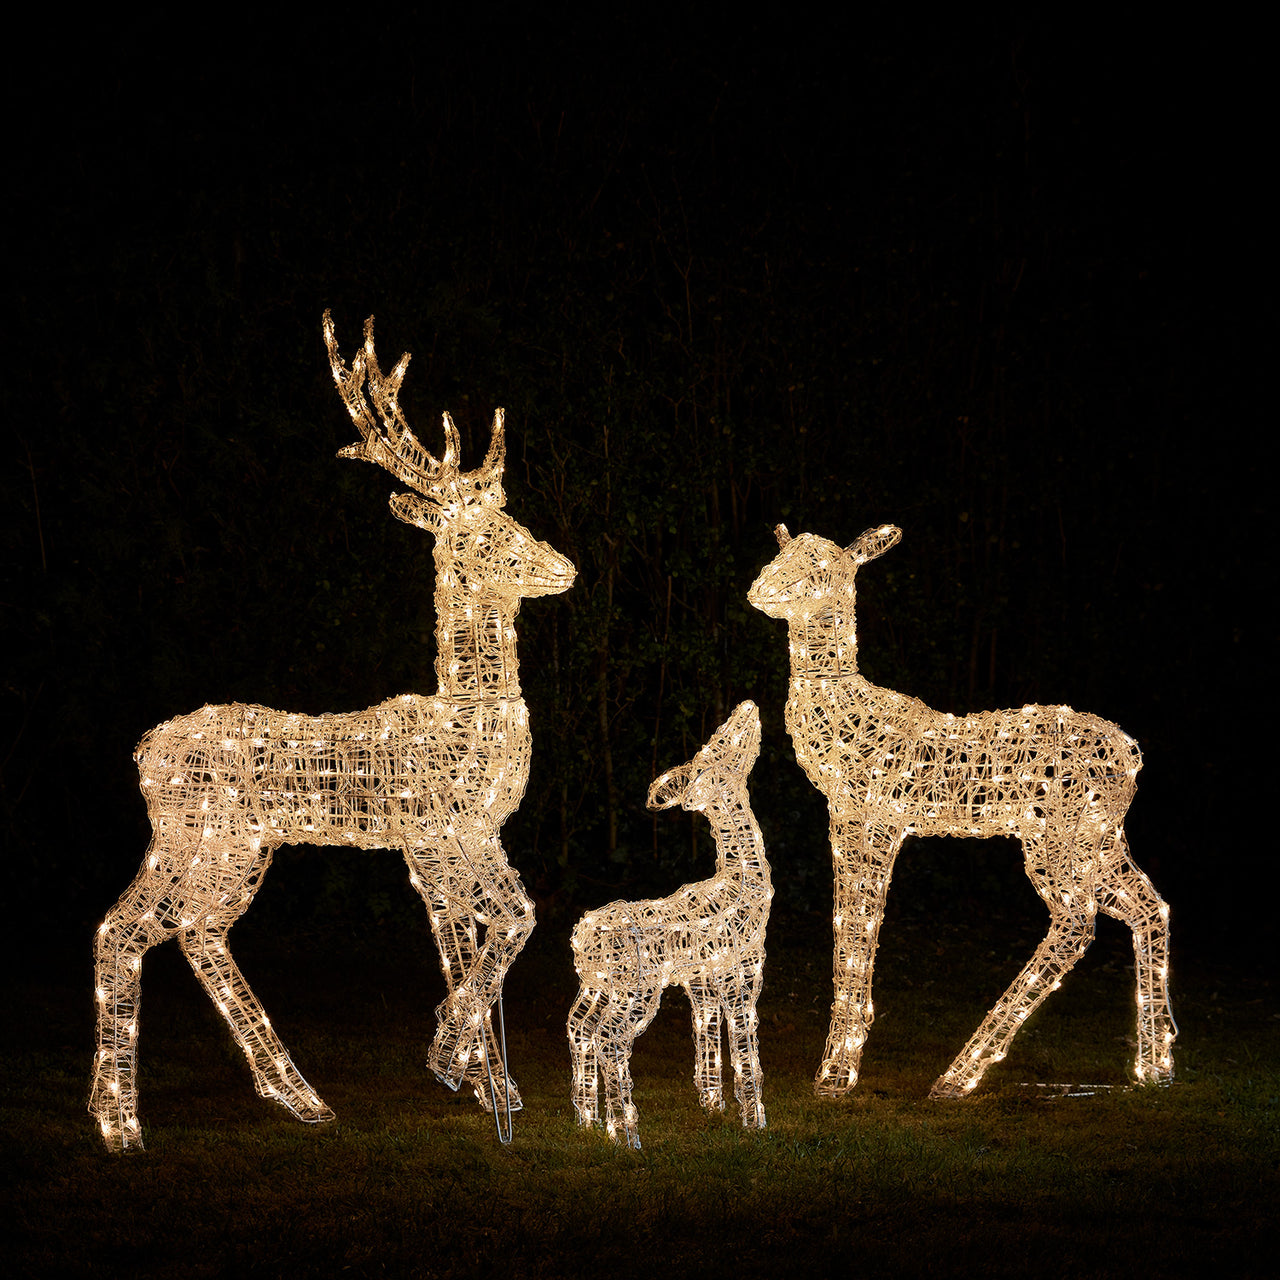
[596,986,662,1149]
[931,906,1095,1098]
[1095,827,1176,1084]
[718,963,767,1128]
[567,983,605,1126]
[685,977,725,1112]
[818,820,904,1095]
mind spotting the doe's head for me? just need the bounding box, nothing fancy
[747,523,901,620]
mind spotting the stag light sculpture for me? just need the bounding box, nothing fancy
[90,313,575,1151]
[569,701,772,1149]
[748,524,1174,1098]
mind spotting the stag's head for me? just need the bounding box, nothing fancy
[324,312,574,598]
[647,701,761,813]
[747,523,901,621]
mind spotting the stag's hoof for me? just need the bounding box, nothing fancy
[814,1059,859,1096]
[93,1111,144,1153]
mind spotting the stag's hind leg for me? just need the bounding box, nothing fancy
[817,821,904,1096]
[931,908,1095,1098]
[180,923,333,1124]
[1095,828,1176,1084]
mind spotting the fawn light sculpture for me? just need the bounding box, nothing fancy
[748,524,1174,1098]
[90,313,575,1151]
[568,701,772,1149]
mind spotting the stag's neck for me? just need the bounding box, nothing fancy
[787,606,860,680]
[434,586,523,701]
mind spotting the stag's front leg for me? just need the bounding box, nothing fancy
[180,923,333,1123]
[410,841,533,1112]
[718,965,766,1128]
[90,894,169,1152]
[931,908,1095,1098]
[685,977,725,1112]
[817,821,903,1096]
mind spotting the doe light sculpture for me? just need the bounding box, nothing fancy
[569,701,773,1148]
[748,524,1174,1098]
[90,313,575,1151]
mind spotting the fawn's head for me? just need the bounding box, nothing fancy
[747,523,901,621]
[324,312,575,598]
[647,701,761,813]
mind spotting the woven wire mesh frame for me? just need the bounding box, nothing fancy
[569,701,773,1148]
[89,314,575,1151]
[748,523,1174,1099]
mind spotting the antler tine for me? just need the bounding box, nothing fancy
[479,408,506,483]
[324,311,451,495]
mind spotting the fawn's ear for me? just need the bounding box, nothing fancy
[847,524,902,565]
[775,524,791,548]
[647,762,695,810]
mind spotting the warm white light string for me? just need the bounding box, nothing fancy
[90,314,575,1151]
[748,524,1174,1098]
[569,702,773,1148]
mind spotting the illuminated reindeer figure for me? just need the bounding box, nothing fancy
[569,701,772,1148]
[90,313,575,1151]
[749,524,1174,1099]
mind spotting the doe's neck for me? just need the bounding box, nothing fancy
[787,605,860,680]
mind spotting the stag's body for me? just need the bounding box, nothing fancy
[90,314,574,1151]
[749,524,1174,1099]
[568,702,771,1149]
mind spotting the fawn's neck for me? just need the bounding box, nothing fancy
[787,605,860,680]
[434,585,522,701]
[705,797,768,876]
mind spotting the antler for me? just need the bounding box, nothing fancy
[322,310,505,502]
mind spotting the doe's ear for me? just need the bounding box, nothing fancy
[847,524,902,565]
[774,524,791,548]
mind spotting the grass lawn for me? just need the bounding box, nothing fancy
[7,872,1276,1279]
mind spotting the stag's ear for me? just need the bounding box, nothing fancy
[847,524,902,565]
[775,524,791,548]
[389,491,445,534]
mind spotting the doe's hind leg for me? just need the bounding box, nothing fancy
[931,910,1095,1098]
[1095,830,1176,1084]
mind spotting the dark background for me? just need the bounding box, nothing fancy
[5,11,1269,975]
